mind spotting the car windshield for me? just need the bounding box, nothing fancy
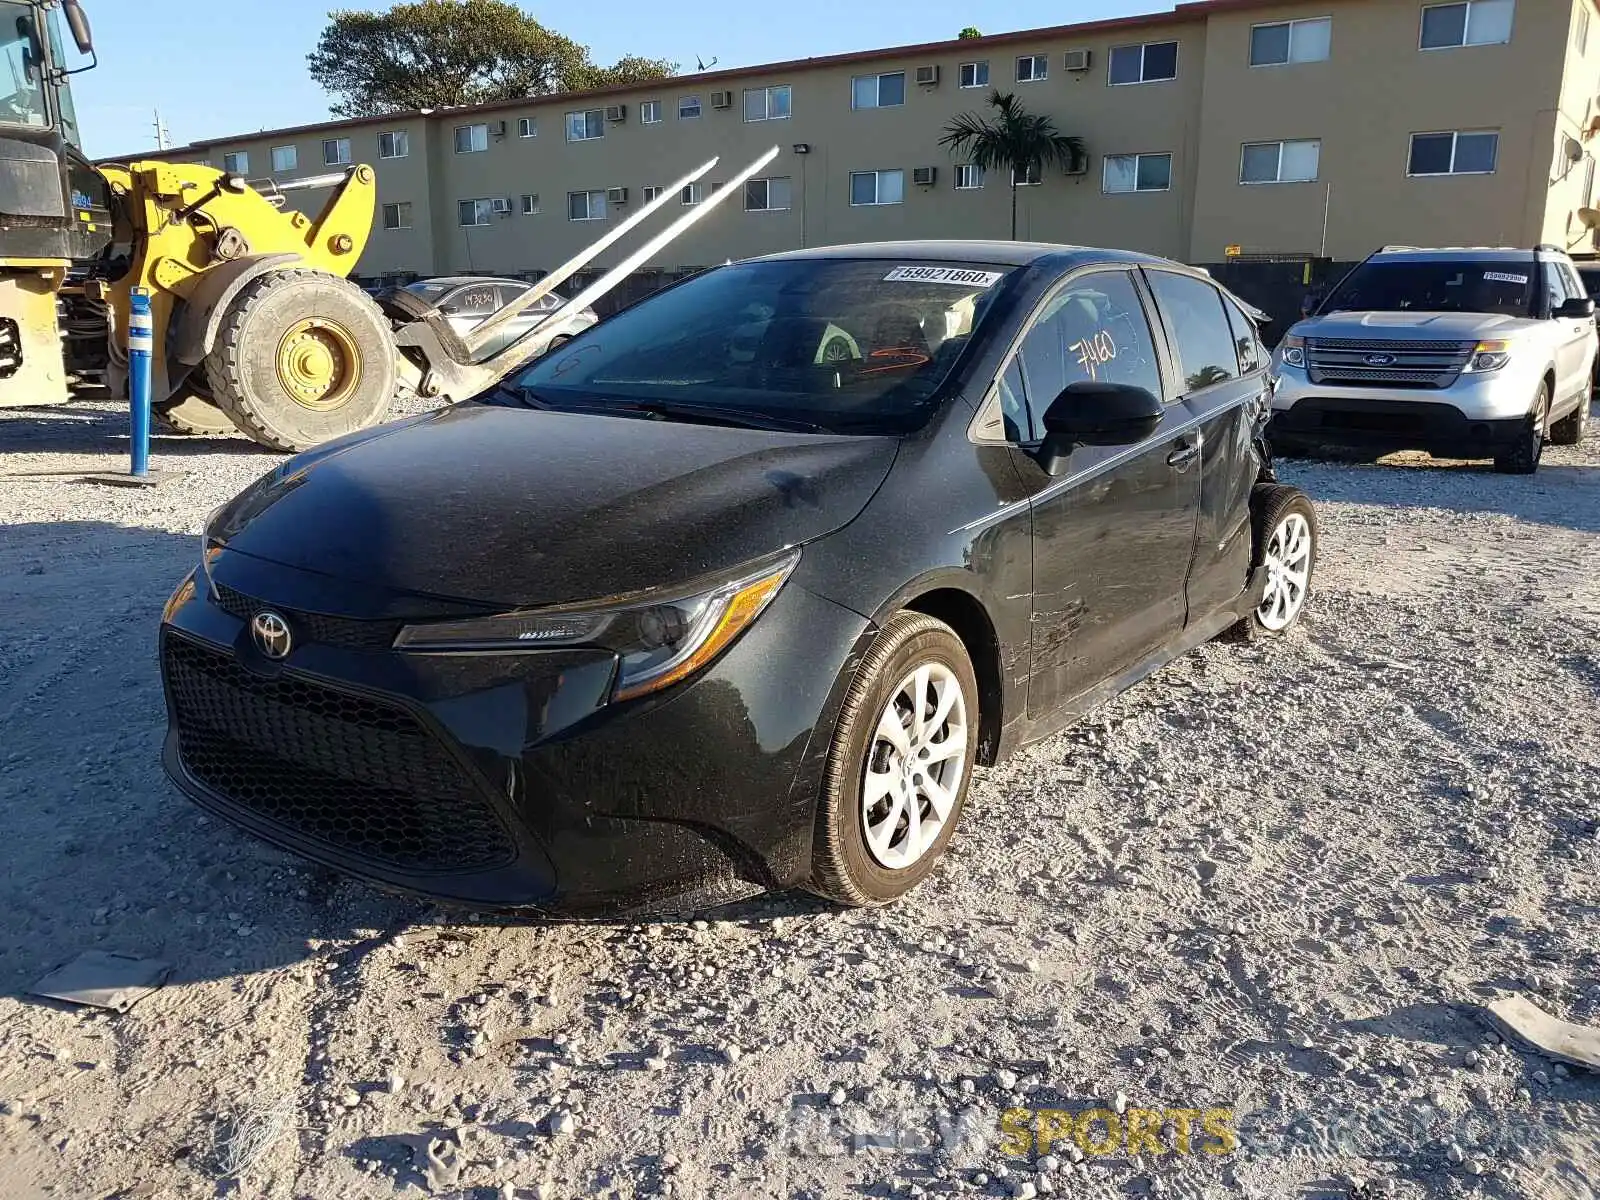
[498,258,1013,433]
[1319,260,1535,318]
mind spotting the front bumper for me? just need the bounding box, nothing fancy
[1270,363,1535,454]
[158,553,869,916]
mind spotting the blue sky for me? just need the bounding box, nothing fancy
[72,0,1169,158]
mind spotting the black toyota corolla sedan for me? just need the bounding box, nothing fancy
[160,241,1317,916]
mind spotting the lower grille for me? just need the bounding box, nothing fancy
[1307,337,1475,389]
[165,634,514,873]
[211,583,402,652]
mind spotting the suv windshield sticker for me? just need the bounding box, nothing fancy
[1483,271,1529,285]
[883,266,1005,287]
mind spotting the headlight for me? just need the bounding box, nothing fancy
[394,550,800,702]
[1279,335,1306,368]
[1464,340,1511,372]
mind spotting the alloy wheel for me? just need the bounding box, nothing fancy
[860,663,969,870]
[1257,512,1312,632]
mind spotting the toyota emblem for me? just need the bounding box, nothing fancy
[251,611,293,660]
[1364,353,1396,366]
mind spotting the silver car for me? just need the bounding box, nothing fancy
[404,276,599,362]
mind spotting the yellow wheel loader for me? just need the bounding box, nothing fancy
[0,1,776,453]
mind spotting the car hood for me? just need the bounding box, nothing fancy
[1292,311,1536,340]
[210,402,898,609]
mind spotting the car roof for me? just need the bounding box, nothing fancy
[413,276,528,289]
[747,239,1179,271]
[1367,247,1554,263]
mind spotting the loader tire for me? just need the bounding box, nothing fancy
[153,382,237,437]
[205,269,396,453]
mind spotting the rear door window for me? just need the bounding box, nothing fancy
[1222,296,1265,374]
[1144,270,1239,394]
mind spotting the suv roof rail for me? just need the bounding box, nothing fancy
[1534,243,1564,254]
[1377,244,1418,252]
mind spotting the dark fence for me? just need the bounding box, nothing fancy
[1198,257,1360,347]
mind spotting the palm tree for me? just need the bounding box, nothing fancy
[940,90,1086,239]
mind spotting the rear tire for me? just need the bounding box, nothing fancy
[1549,393,1589,447]
[205,269,396,453]
[1493,383,1548,474]
[1227,484,1317,642]
[153,385,236,436]
[808,613,978,907]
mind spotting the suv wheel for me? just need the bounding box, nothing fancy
[1549,393,1589,447]
[1493,384,1548,474]
[808,612,978,906]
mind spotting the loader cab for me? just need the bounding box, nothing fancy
[0,0,110,263]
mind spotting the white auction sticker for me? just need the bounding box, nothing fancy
[884,265,1005,287]
[1483,271,1529,285]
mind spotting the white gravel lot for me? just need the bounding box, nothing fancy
[1,398,1597,1200]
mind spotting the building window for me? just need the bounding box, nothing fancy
[271,145,297,173]
[518,117,537,138]
[1011,162,1043,187]
[454,124,488,154]
[379,131,408,159]
[1109,40,1179,84]
[1103,152,1173,193]
[458,198,494,226]
[680,182,705,206]
[744,176,792,211]
[1408,129,1499,175]
[959,61,989,88]
[744,85,792,122]
[679,95,702,119]
[852,72,905,109]
[1240,139,1320,184]
[566,110,604,142]
[222,151,248,174]
[1420,0,1514,49]
[1015,54,1048,82]
[381,202,412,230]
[641,100,662,125]
[568,190,607,221]
[323,138,351,166]
[521,193,540,215]
[955,163,985,189]
[1579,4,1592,53]
[1250,17,1332,65]
[642,185,664,202]
[850,169,905,206]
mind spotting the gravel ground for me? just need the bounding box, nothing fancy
[1,398,1597,1200]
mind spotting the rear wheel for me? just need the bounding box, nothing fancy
[1493,383,1548,474]
[1549,393,1589,446]
[152,382,236,436]
[205,269,396,453]
[1227,485,1317,641]
[808,613,978,907]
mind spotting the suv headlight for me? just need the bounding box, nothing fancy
[1279,334,1306,368]
[394,550,800,702]
[1464,340,1511,372]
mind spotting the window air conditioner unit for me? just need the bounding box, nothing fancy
[1064,48,1092,72]
[605,104,627,123]
[492,120,507,137]
[710,90,733,109]
[491,197,513,214]
[914,64,939,86]
[1064,154,1090,176]
[606,186,629,204]
[912,166,937,186]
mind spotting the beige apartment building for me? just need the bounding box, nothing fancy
[144,0,1600,281]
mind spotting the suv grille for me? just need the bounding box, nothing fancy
[165,634,514,873]
[212,583,402,652]
[1306,337,1476,389]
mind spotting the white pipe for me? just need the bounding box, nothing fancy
[462,154,721,353]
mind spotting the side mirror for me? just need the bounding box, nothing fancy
[62,0,93,55]
[1555,296,1596,319]
[1036,381,1164,475]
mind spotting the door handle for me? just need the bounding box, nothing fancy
[1167,437,1202,469]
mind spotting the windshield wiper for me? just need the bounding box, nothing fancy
[601,400,829,433]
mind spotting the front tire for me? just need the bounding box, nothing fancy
[205,269,397,453]
[808,613,978,907]
[1493,383,1548,474]
[1228,484,1317,641]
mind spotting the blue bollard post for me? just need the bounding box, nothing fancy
[128,287,153,477]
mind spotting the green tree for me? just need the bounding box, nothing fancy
[308,0,676,118]
[958,26,982,38]
[939,90,1086,239]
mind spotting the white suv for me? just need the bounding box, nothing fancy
[1270,246,1596,473]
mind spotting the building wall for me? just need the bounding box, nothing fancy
[176,0,1593,282]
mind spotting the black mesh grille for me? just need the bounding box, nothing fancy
[211,583,402,651]
[165,634,514,873]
